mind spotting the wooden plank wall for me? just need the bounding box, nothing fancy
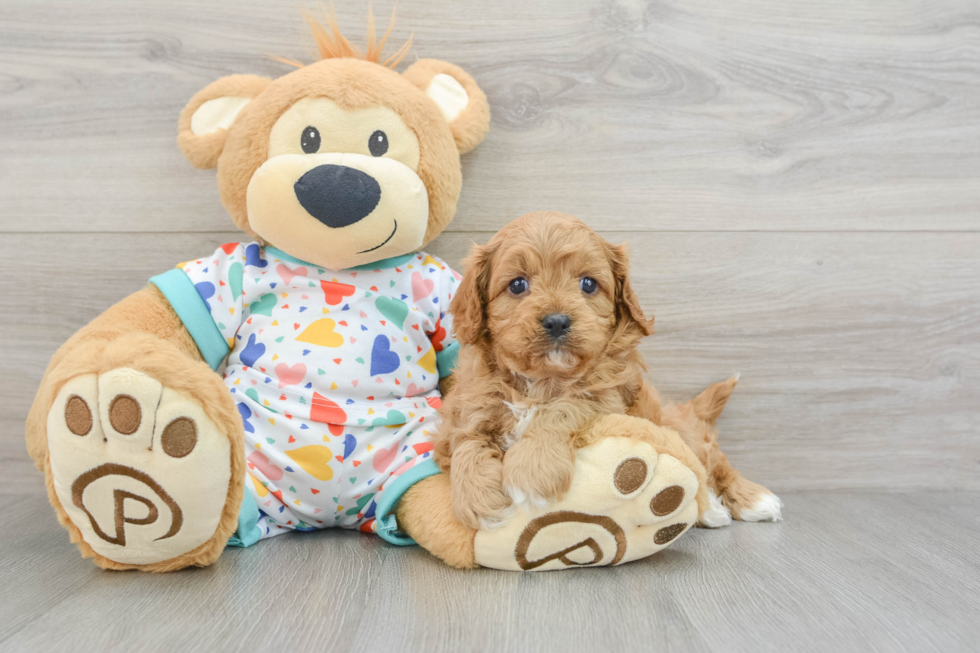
[2,0,978,494]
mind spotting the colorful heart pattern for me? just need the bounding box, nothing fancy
[411,271,435,302]
[247,450,283,481]
[240,333,266,367]
[296,318,344,348]
[285,445,334,481]
[321,280,355,306]
[310,392,347,424]
[277,263,308,285]
[177,242,458,538]
[275,363,307,388]
[375,296,408,329]
[249,293,277,316]
[371,443,399,473]
[370,335,401,376]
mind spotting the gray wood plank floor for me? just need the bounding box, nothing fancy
[1,492,978,653]
[1,0,978,651]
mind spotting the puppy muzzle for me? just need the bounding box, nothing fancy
[541,313,572,341]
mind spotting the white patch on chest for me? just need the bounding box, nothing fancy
[501,401,537,451]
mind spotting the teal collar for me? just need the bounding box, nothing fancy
[349,253,416,271]
[264,246,416,271]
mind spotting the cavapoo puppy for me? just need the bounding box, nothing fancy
[434,211,782,529]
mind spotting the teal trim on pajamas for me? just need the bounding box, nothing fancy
[227,491,262,548]
[265,246,415,271]
[436,342,459,378]
[263,247,315,267]
[374,458,442,546]
[348,252,416,271]
[149,268,229,371]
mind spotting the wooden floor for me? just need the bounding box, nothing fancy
[1,491,978,653]
[1,0,979,651]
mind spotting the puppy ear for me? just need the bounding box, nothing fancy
[451,243,495,346]
[177,74,271,169]
[403,59,490,154]
[606,242,655,336]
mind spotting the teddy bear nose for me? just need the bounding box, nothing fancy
[541,313,572,340]
[293,164,382,229]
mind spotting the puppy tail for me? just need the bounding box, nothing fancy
[688,376,738,425]
[629,380,664,425]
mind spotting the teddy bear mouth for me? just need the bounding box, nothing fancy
[357,220,398,254]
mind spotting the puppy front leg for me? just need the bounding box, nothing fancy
[449,439,514,530]
[501,404,578,508]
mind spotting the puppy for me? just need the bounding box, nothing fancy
[434,211,782,530]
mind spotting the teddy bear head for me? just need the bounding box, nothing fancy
[177,12,490,270]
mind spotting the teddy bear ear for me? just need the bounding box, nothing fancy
[177,74,271,169]
[403,59,490,154]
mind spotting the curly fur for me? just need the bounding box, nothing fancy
[434,212,659,528]
[434,211,776,529]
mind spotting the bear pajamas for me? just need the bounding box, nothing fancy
[150,243,459,545]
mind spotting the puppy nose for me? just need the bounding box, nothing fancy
[541,313,572,340]
[294,164,382,229]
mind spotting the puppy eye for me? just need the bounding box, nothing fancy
[369,130,389,157]
[508,277,529,296]
[301,126,320,154]
[580,277,598,294]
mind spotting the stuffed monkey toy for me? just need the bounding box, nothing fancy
[25,12,708,572]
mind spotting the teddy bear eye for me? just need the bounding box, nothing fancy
[508,277,529,296]
[369,130,389,157]
[580,277,598,294]
[301,126,320,154]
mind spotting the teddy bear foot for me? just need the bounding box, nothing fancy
[47,368,237,569]
[474,420,701,571]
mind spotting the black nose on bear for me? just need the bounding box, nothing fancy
[293,164,382,229]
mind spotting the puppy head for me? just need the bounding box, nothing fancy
[452,211,653,379]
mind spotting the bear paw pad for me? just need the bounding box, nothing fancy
[474,435,699,571]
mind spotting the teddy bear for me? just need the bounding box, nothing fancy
[25,11,709,572]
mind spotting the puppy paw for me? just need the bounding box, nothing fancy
[720,476,784,523]
[736,492,784,522]
[698,489,733,528]
[450,475,514,531]
[475,431,700,571]
[502,485,550,512]
[478,503,518,531]
[501,438,575,509]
